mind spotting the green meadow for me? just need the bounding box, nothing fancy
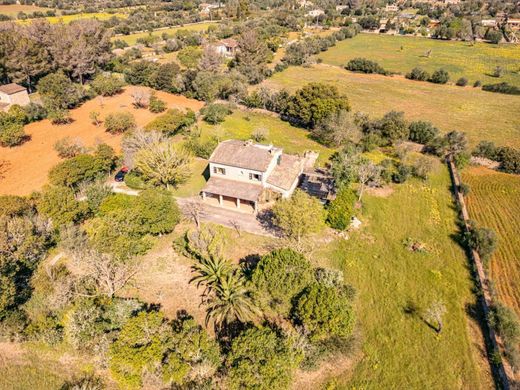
[114,22,219,45]
[317,166,492,388]
[264,64,520,148]
[318,33,520,87]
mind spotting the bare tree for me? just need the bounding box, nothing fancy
[356,160,382,202]
[121,128,164,168]
[60,225,139,298]
[229,219,242,237]
[131,87,151,109]
[184,199,204,230]
[198,45,223,73]
[425,301,447,334]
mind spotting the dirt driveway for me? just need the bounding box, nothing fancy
[0,87,203,196]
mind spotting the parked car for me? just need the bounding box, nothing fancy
[115,166,129,182]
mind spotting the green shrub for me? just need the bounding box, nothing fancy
[0,195,32,217]
[456,77,468,87]
[48,144,116,187]
[293,282,355,341]
[145,109,196,135]
[251,248,313,315]
[37,185,88,225]
[184,135,218,159]
[104,112,136,134]
[473,80,482,87]
[124,171,147,189]
[149,94,167,113]
[53,137,85,158]
[406,67,429,81]
[326,186,356,230]
[0,122,26,147]
[91,74,125,96]
[429,69,450,84]
[408,121,439,144]
[346,57,388,75]
[482,82,520,95]
[201,103,232,124]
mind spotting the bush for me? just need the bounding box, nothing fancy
[429,69,450,84]
[346,58,388,75]
[226,327,301,390]
[473,140,497,160]
[293,283,355,341]
[482,82,520,95]
[47,108,72,125]
[48,144,116,187]
[104,112,136,134]
[91,74,125,96]
[54,137,85,158]
[184,135,218,159]
[496,146,520,174]
[0,122,26,147]
[124,171,147,190]
[201,103,232,124]
[459,182,470,196]
[488,303,520,369]
[406,67,430,81]
[24,103,47,122]
[148,94,167,113]
[0,195,32,217]
[408,121,439,144]
[145,109,196,135]
[464,221,497,262]
[392,164,412,183]
[473,80,482,87]
[37,185,88,225]
[456,77,468,87]
[326,186,356,230]
[252,248,313,316]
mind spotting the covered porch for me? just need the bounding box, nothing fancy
[201,177,262,214]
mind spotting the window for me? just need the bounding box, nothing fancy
[249,173,262,181]
[213,167,226,175]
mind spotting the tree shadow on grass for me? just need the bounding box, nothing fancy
[402,299,439,333]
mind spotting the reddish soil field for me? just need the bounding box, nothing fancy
[0,87,204,196]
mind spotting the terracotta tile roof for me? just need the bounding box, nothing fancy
[209,140,280,172]
[0,83,26,95]
[219,38,239,48]
[202,176,263,202]
[267,154,303,191]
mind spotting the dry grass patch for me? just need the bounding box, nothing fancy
[0,87,203,196]
[462,166,520,316]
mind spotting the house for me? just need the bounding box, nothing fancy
[201,140,305,213]
[214,38,239,58]
[0,83,30,112]
[507,18,520,31]
[199,3,220,16]
[481,19,497,28]
[385,4,399,12]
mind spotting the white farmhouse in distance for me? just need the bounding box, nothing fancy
[201,140,306,213]
[0,83,30,112]
[213,38,239,58]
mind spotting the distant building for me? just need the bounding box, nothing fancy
[214,38,239,58]
[0,83,30,112]
[201,140,306,213]
[385,4,399,12]
[507,18,520,31]
[481,19,497,28]
[199,3,220,16]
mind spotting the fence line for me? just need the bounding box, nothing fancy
[447,157,510,390]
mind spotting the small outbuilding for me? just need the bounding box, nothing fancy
[0,83,30,112]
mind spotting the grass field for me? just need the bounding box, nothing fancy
[17,12,126,24]
[0,4,49,16]
[462,166,520,316]
[263,64,520,148]
[114,22,218,45]
[318,33,520,87]
[316,166,492,388]
[198,109,333,164]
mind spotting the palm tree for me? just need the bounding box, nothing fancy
[205,272,261,328]
[190,255,232,296]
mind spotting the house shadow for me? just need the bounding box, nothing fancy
[256,208,282,237]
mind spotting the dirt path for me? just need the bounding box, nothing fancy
[0,87,203,196]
